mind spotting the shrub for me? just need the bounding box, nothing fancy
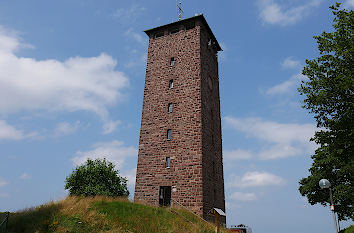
[65,158,129,197]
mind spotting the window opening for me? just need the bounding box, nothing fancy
[155,31,164,38]
[168,103,173,113]
[167,129,172,140]
[166,157,171,168]
[169,28,179,34]
[170,57,175,66]
[214,188,217,203]
[169,79,174,89]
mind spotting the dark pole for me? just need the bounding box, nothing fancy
[329,188,339,233]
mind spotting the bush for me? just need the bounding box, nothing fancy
[65,158,129,197]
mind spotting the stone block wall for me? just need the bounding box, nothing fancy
[134,16,225,224]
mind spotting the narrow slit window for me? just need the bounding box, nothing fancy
[170,57,175,66]
[214,188,217,203]
[167,129,171,140]
[169,79,174,89]
[168,103,173,113]
[166,157,171,168]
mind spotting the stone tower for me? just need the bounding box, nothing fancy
[134,14,225,223]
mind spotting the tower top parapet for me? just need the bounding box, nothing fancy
[144,14,222,51]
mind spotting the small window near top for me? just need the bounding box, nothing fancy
[168,103,173,113]
[166,157,171,168]
[155,31,164,38]
[169,28,179,35]
[169,79,174,89]
[167,129,172,140]
[170,57,175,66]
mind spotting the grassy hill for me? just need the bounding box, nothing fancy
[2,196,231,233]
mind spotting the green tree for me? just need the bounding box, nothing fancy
[298,3,353,221]
[65,158,129,197]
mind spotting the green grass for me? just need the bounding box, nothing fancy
[340,225,354,233]
[3,196,229,233]
[93,200,215,233]
[3,202,61,233]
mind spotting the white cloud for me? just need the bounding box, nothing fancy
[0,27,129,134]
[224,149,253,160]
[0,120,37,140]
[229,192,257,201]
[54,121,80,137]
[72,140,137,170]
[344,0,354,8]
[0,120,24,140]
[257,0,321,26]
[224,116,316,159]
[266,72,306,95]
[102,119,121,135]
[227,171,286,188]
[0,178,8,187]
[125,28,145,45]
[121,168,137,189]
[19,173,31,180]
[281,57,301,69]
[113,4,146,22]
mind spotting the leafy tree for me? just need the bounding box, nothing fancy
[298,3,353,221]
[65,158,129,197]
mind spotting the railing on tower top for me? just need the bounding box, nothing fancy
[0,212,9,233]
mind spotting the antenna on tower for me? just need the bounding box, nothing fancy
[177,0,183,21]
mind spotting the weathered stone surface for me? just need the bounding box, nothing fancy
[134,15,225,224]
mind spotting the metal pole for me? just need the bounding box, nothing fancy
[329,188,339,233]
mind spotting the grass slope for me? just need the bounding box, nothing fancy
[3,196,231,233]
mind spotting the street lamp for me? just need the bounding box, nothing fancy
[319,179,339,233]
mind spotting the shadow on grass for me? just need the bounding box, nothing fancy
[6,202,62,233]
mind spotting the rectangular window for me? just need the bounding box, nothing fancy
[167,129,171,140]
[166,157,171,168]
[168,103,173,113]
[214,188,217,203]
[170,57,175,66]
[169,79,174,89]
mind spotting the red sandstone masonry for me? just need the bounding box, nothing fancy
[134,15,225,224]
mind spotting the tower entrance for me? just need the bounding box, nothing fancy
[159,186,171,207]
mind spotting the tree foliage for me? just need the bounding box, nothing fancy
[298,3,353,221]
[65,158,129,197]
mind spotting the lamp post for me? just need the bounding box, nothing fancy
[319,179,339,233]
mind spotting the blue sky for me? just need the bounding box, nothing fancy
[0,0,353,232]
